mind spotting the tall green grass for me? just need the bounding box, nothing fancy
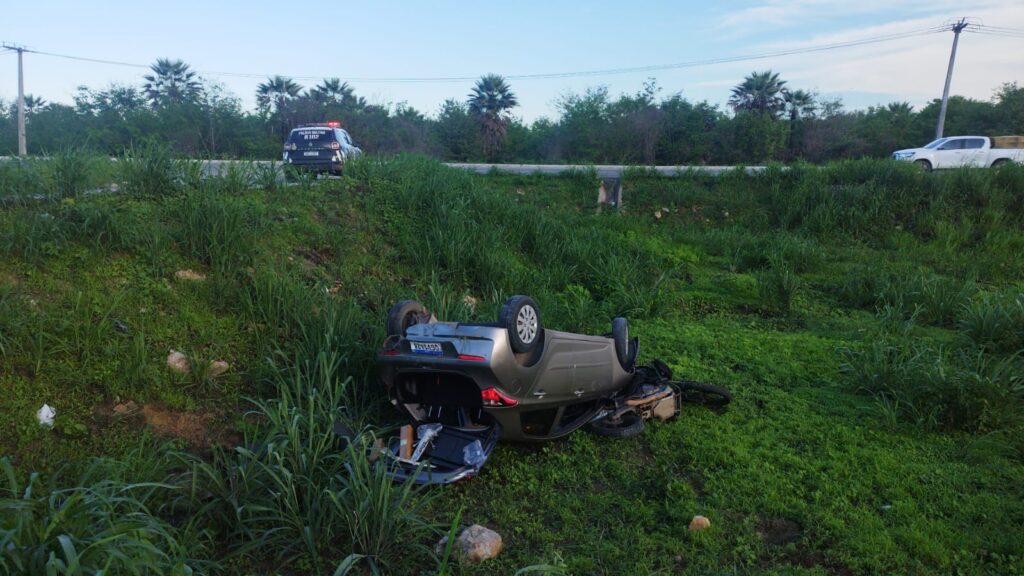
[0,443,212,575]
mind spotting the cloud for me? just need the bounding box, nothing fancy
[716,0,1009,35]
[719,2,1024,107]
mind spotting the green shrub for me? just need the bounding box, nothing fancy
[0,210,66,262]
[182,350,435,573]
[119,143,180,198]
[0,450,211,575]
[959,292,1024,354]
[841,339,1024,432]
[757,262,800,316]
[0,158,49,205]
[878,271,976,327]
[50,145,106,199]
[176,188,262,272]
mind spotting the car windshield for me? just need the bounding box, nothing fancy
[923,138,948,149]
[287,129,337,149]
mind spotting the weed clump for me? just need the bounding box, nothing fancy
[959,291,1024,354]
[841,339,1023,432]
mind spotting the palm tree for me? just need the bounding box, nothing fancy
[729,71,787,116]
[309,78,364,108]
[143,58,202,107]
[783,89,816,123]
[23,95,47,115]
[886,102,914,116]
[782,89,816,155]
[467,74,518,157]
[256,76,303,115]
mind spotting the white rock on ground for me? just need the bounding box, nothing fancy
[167,351,191,374]
[689,515,711,531]
[174,269,206,281]
[208,360,230,377]
[435,524,503,563]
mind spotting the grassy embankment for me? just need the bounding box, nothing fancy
[1,151,1023,575]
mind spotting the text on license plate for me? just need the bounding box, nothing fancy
[303,151,319,156]
[409,341,443,355]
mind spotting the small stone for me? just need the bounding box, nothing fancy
[167,350,191,374]
[463,295,479,309]
[113,401,139,415]
[654,210,663,219]
[689,515,711,531]
[436,524,502,563]
[174,269,206,282]
[208,360,230,377]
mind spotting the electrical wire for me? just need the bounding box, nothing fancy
[14,26,947,84]
[965,29,1024,39]
[976,24,1024,33]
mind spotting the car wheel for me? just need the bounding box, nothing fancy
[588,412,644,438]
[500,295,542,353]
[387,300,431,337]
[992,159,1013,169]
[612,317,629,369]
[676,381,733,406]
[914,160,932,172]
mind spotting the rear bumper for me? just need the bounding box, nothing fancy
[283,152,344,171]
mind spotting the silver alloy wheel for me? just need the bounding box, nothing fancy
[516,305,538,343]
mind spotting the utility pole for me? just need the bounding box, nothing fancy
[935,18,969,140]
[2,42,27,156]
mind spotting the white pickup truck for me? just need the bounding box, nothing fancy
[892,136,1024,170]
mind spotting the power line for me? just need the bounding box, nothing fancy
[977,24,1024,33]
[13,26,946,84]
[966,29,1024,39]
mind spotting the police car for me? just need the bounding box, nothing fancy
[282,121,362,174]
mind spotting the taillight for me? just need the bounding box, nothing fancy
[283,143,297,151]
[379,349,400,356]
[329,141,341,150]
[457,354,486,362]
[480,387,517,407]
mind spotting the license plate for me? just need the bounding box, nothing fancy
[303,151,319,157]
[409,341,443,355]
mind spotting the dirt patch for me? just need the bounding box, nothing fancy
[142,404,213,447]
[687,472,706,498]
[295,246,331,268]
[0,271,21,287]
[758,517,802,546]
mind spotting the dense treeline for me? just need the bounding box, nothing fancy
[2,58,1022,163]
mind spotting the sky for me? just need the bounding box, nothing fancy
[1,0,1022,122]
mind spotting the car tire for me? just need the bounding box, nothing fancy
[500,295,542,353]
[387,300,431,337]
[677,381,733,406]
[992,159,1013,169]
[612,317,629,369]
[914,160,932,172]
[588,412,644,438]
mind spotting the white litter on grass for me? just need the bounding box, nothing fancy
[37,404,56,427]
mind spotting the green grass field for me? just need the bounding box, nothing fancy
[1,154,1022,575]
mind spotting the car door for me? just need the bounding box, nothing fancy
[934,138,965,168]
[961,138,986,167]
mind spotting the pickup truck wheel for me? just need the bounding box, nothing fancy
[992,159,1013,169]
[588,412,644,438]
[914,160,932,172]
[387,300,431,336]
[500,295,542,353]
